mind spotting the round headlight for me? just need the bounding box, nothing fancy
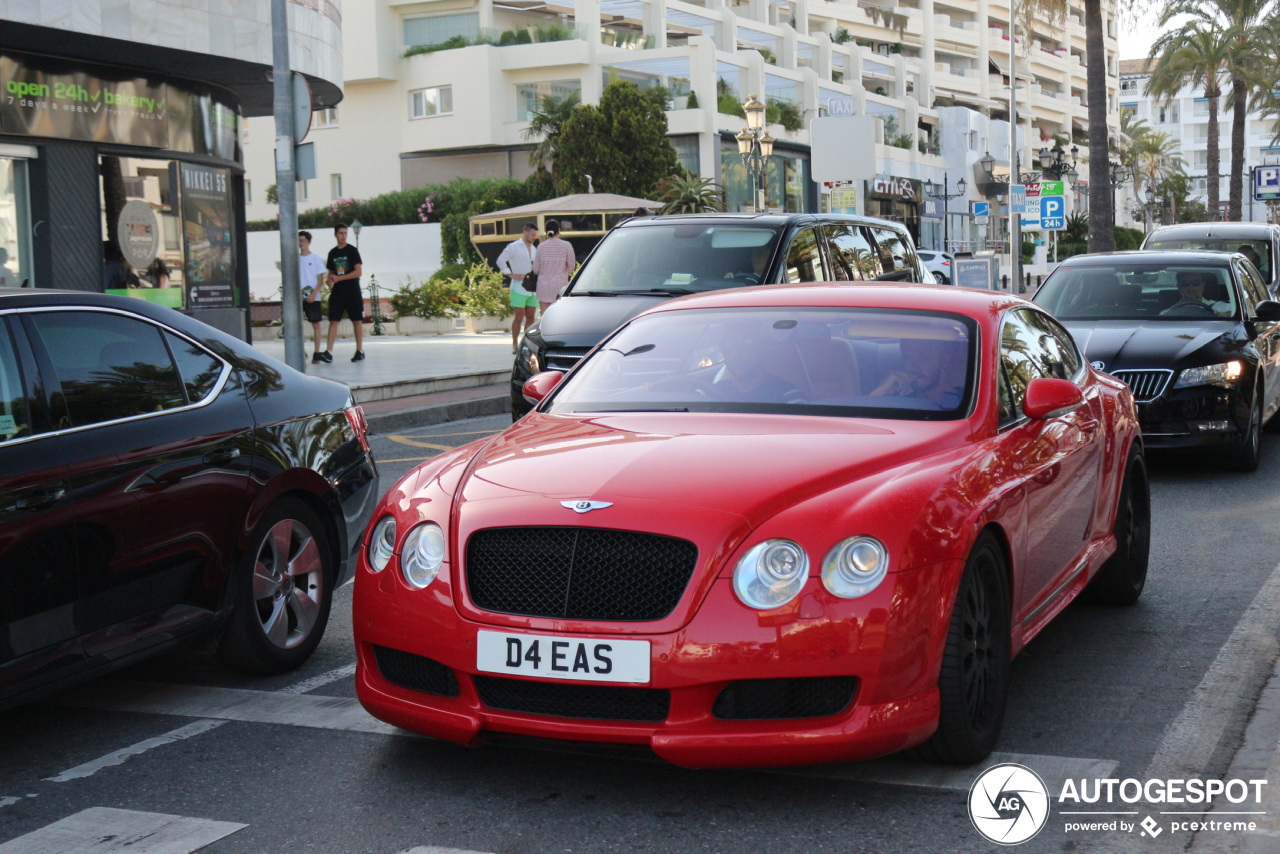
[402,522,446,589]
[822,537,888,599]
[368,516,396,572]
[733,539,809,610]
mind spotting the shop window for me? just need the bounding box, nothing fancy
[0,156,31,288]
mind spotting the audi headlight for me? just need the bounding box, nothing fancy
[822,537,889,599]
[732,539,809,609]
[368,516,396,572]
[401,522,445,589]
[1174,361,1244,389]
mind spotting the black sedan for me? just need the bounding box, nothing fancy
[1033,250,1280,471]
[0,289,378,708]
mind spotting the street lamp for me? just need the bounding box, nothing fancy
[1109,161,1131,221]
[924,174,967,253]
[350,218,363,247]
[1038,142,1079,182]
[736,94,775,212]
[980,151,1041,185]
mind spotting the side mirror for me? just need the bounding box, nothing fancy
[1252,300,1280,322]
[521,370,565,404]
[1022,377,1084,420]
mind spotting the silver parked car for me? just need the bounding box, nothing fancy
[917,250,954,284]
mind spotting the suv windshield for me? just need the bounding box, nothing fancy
[569,224,782,294]
[544,307,977,419]
[1145,236,1272,281]
[1035,263,1239,320]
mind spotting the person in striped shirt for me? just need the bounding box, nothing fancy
[531,220,577,315]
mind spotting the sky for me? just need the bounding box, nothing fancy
[1119,18,1160,60]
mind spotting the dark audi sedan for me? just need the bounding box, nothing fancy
[0,289,378,708]
[1033,250,1280,470]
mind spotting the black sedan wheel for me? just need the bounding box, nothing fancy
[1227,394,1263,473]
[218,498,334,674]
[1085,447,1150,605]
[915,531,1010,763]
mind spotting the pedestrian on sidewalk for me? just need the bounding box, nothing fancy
[532,219,575,316]
[298,231,329,363]
[322,222,366,362]
[498,222,538,354]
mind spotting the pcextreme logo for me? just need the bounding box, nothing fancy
[968,763,1051,845]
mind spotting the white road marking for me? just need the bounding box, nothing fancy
[278,663,357,695]
[0,807,244,853]
[1145,556,1280,782]
[43,720,227,783]
[401,849,499,854]
[768,750,1117,793]
[52,680,400,736]
[0,797,21,809]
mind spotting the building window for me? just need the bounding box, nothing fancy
[670,135,699,175]
[404,13,480,47]
[314,108,339,128]
[246,179,252,204]
[330,174,342,198]
[1158,104,1179,124]
[410,86,453,118]
[297,180,309,202]
[516,81,582,121]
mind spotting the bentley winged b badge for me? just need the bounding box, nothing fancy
[561,499,613,514]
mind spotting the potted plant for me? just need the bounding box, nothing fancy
[388,276,463,335]
[457,262,513,333]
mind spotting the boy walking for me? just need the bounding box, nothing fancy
[298,231,328,363]
[321,222,366,362]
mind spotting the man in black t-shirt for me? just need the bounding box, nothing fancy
[321,223,366,362]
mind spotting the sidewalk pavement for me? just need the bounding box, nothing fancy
[248,326,516,433]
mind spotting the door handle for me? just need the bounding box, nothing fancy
[1079,418,1100,433]
[14,487,66,511]
[202,448,242,466]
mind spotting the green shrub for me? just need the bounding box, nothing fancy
[430,262,468,284]
[1115,226,1144,250]
[387,277,464,319]
[685,90,699,109]
[457,262,513,318]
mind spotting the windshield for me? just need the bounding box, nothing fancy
[1033,262,1240,320]
[569,224,782,294]
[1145,237,1272,281]
[544,307,977,420]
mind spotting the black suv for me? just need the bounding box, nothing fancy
[511,212,930,417]
[1142,222,1280,298]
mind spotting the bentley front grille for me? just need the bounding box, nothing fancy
[466,527,698,621]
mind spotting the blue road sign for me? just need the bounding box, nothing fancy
[1011,184,1027,214]
[1256,166,1280,201]
[972,201,990,223]
[1041,195,1066,230]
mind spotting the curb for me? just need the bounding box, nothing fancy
[364,389,511,434]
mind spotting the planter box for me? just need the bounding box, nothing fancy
[395,316,456,336]
[464,314,511,334]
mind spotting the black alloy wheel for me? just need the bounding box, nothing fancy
[1227,392,1263,473]
[913,531,1010,764]
[1085,446,1150,605]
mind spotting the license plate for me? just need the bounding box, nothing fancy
[476,630,650,684]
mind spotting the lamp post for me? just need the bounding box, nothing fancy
[1038,142,1080,182]
[924,175,966,253]
[1109,162,1130,223]
[736,95,775,213]
[350,218,363,247]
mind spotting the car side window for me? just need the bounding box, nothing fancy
[165,331,224,403]
[27,311,188,427]
[868,227,919,281]
[1236,261,1269,310]
[1020,309,1083,381]
[0,318,34,444]
[822,224,878,281]
[783,228,827,283]
[999,309,1057,422]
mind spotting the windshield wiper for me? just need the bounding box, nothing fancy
[608,287,697,296]
[572,290,620,297]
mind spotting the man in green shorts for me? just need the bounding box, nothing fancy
[498,222,539,353]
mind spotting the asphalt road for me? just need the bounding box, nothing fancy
[3,415,1280,854]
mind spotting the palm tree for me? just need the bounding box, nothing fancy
[656,174,726,214]
[1084,0,1114,251]
[1150,0,1274,220]
[1131,129,1186,231]
[521,91,581,186]
[1146,27,1230,219]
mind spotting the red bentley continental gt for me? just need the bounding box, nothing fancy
[353,284,1147,768]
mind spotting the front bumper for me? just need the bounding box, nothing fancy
[353,562,962,768]
[1137,386,1251,451]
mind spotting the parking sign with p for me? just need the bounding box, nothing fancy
[1255,167,1280,201]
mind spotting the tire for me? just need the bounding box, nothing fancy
[932,272,949,284]
[1226,394,1262,473]
[218,497,334,674]
[1085,447,1150,605]
[916,531,1010,764]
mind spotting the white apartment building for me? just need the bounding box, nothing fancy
[1120,58,1278,223]
[243,0,1120,253]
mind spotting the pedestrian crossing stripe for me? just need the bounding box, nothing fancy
[0,807,245,853]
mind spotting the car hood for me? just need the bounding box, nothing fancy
[454,412,961,530]
[1061,319,1247,370]
[535,293,672,346]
